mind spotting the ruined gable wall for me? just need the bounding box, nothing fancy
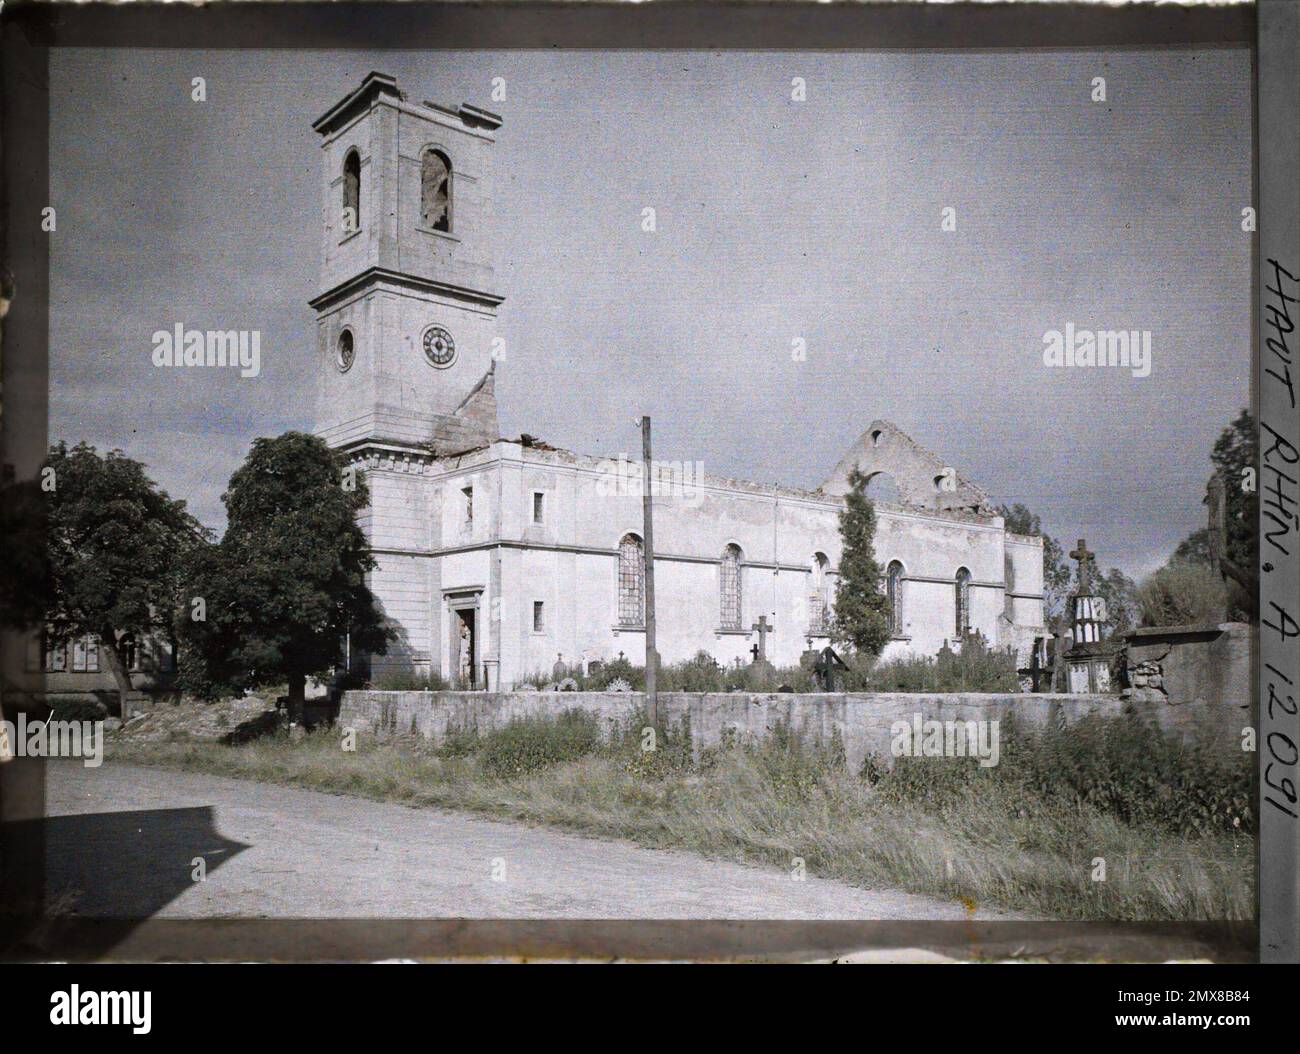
[821,419,991,514]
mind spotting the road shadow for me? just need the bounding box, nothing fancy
[4,806,248,959]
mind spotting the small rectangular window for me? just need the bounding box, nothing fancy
[532,491,545,524]
[532,601,545,633]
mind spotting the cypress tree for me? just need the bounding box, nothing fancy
[832,468,891,656]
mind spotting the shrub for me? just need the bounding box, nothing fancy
[1137,561,1229,628]
[478,708,603,778]
[867,709,1253,837]
[744,717,847,801]
[176,647,243,703]
[611,707,695,778]
[518,645,1016,695]
[516,654,815,694]
[854,633,1020,693]
[658,650,725,692]
[1012,711,1252,836]
[437,716,480,758]
[575,655,643,691]
[48,697,109,724]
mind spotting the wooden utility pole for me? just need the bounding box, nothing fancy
[641,416,658,725]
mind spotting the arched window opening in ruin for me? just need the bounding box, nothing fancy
[863,471,901,504]
[809,552,829,633]
[887,560,905,637]
[720,544,743,630]
[342,149,361,233]
[955,566,972,638]
[421,149,451,232]
[618,533,644,627]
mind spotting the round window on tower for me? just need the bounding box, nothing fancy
[422,325,456,369]
[337,328,355,372]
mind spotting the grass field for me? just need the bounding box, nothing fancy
[108,706,1254,921]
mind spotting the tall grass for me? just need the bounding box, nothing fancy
[867,712,1252,838]
[111,704,1252,921]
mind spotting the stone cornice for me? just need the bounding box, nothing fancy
[309,266,505,312]
[337,442,443,474]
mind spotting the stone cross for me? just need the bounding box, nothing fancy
[1069,538,1096,593]
[751,615,773,663]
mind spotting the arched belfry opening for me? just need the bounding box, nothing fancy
[421,149,451,232]
[342,149,361,232]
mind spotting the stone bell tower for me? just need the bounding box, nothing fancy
[310,72,504,455]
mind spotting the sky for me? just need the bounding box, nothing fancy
[48,47,1252,580]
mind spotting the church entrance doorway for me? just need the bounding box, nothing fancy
[450,605,478,688]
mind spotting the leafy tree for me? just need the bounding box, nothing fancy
[997,502,1071,631]
[180,432,389,716]
[832,468,891,656]
[42,442,205,711]
[998,502,1136,640]
[1095,566,1138,638]
[1172,527,1212,566]
[1166,409,1257,620]
[1211,409,1258,573]
[174,541,245,702]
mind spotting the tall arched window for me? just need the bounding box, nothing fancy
[887,560,905,637]
[342,149,361,233]
[421,149,451,232]
[618,533,644,627]
[720,544,743,630]
[955,567,972,638]
[809,553,829,634]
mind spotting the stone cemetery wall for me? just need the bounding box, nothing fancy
[1122,621,1252,745]
[339,685,1248,771]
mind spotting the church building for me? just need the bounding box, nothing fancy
[310,73,1047,689]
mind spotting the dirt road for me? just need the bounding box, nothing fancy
[45,760,1003,921]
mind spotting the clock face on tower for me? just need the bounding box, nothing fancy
[422,325,456,369]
